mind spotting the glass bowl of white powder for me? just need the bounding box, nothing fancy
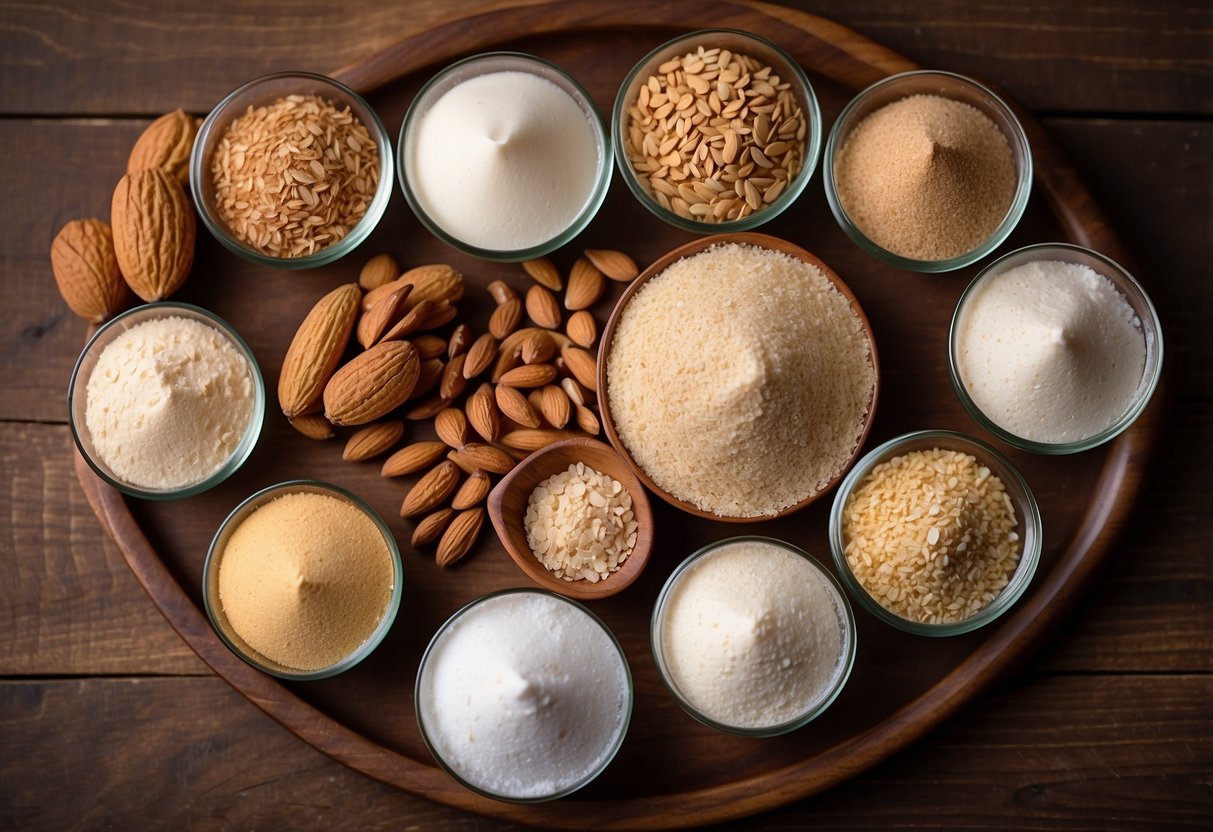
[68,302,265,499]
[397,53,612,262]
[651,537,856,737]
[949,243,1164,453]
[415,588,632,801]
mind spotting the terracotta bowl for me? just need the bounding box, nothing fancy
[487,438,655,601]
[597,231,881,522]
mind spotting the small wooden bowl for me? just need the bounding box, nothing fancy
[486,438,655,601]
[597,232,881,523]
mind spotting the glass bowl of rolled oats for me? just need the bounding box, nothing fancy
[611,29,821,232]
[190,72,393,269]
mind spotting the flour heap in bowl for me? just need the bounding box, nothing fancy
[605,242,877,518]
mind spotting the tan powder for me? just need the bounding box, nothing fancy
[833,94,1015,261]
[605,243,876,518]
[218,491,394,671]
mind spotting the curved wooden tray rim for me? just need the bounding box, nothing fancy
[76,0,1164,827]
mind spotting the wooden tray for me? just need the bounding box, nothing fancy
[76,1,1164,827]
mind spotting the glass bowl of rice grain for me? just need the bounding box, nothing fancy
[190,72,393,269]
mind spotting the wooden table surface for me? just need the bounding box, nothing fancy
[2,1,1209,829]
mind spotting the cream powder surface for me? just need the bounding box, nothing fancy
[84,316,253,489]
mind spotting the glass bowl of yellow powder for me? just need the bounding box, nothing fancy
[203,481,403,680]
[828,430,1042,637]
[823,70,1032,273]
[68,302,265,500]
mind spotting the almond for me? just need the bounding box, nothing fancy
[359,253,399,290]
[560,376,589,408]
[279,283,362,418]
[50,219,130,323]
[440,354,467,400]
[538,385,571,429]
[561,346,598,392]
[356,284,411,349]
[462,333,498,379]
[401,264,463,311]
[575,404,600,435]
[565,310,597,348]
[466,384,500,442]
[565,257,605,310]
[436,507,484,568]
[488,297,522,339]
[451,470,490,510]
[585,248,639,283]
[501,428,582,452]
[343,420,405,461]
[434,407,469,448]
[111,168,195,302]
[525,284,561,329]
[447,324,472,358]
[288,413,334,440]
[380,298,433,343]
[448,443,515,475]
[491,340,523,382]
[487,279,518,305]
[413,334,447,360]
[409,358,444,400]
[401,460,460,518]
[382,440,447,477]
[126,109,200,185]
[522,256,563,291]
[411,507,455,547]
[323,340,419,426]
[405,395,451,420]
[362,275,413,310]
[499,363,557,388]
[495,384,541,428]
[418,299,458,331]
[521,330,557,364]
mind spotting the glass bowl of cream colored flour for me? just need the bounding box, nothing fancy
[415,588,632,801]
[950,243,1164,453]
[651,537,856,737]
[68,303,265,499]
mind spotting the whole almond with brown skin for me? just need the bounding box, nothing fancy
[448,443,516,475]
[343,420,404,461]
[356,284,411,349]
[501,428,582,452]
[522,256,562,291]
[111,168,195,302]
[466,384,500,442]
[288,413,334,440]
[126,110,200,185]
[561,346,598,392]
[499,363,557,388]
[324,340,419,426]
[451,470,490,510]
[362,275,413,310]
[359,253,399,290]
[462,333,497,379]
[412,507,455,547]
[439,354,468,400]
[434,407,470,448]
[496,384,541,428]
[413,334,447,360]
[401,460,460,518]
[525,284,561,329]
[382,440,447,477]
[566,310,597,348]
[419,299,458,331]
[436,507,484,568]
[50,219,129,323]
[585,248,639,282]
[405,395,451,420]
[575,404,600,435]
[279,283,361,418]
[409,358,444,401]
[488,297,522,340]
[538,385,571,429]
[521,330,557,364]
[401,264,463,311]
[380,298,433,343]
[565,258,605,310]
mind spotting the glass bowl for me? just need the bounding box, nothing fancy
[949,242,1164,454]
[612,28,822,233]
[190,71,394,269]
[822,70,1033,273]
[828,430,1043,636]
[415,588,632,802]
[67,302,265,500]
[203,480,403,681]
[651,536,856,736]
[397,52,612,262]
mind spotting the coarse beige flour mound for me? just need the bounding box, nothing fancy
[605,243,876,517]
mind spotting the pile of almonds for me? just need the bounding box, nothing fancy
[278,247,639,568]
[50,110,201,321]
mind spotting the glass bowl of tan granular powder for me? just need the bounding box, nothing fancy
[828,430,1042,636]
[823,70,1032,273]
[600,233,879,521]
[203,481,403,680]
[68,302,265,500]
[190,72,393,269]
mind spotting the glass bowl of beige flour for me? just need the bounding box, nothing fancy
[68,302,265,499]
